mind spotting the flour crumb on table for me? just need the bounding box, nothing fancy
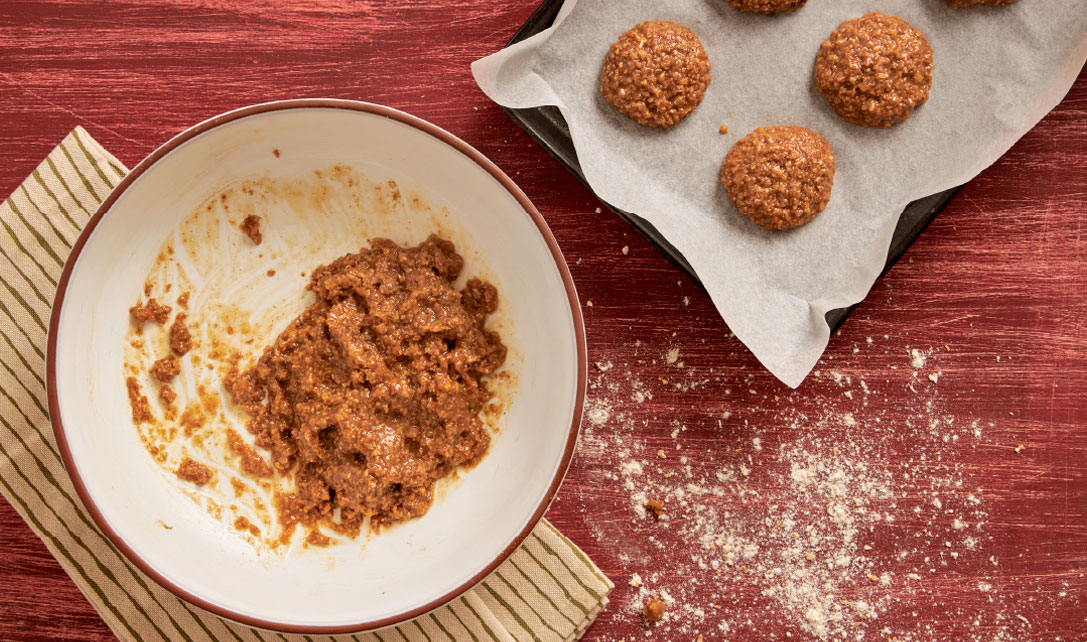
[575,343,1051,641]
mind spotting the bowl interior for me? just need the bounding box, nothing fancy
[51,104,581,629]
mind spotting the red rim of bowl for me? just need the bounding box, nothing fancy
[45,99,587,634]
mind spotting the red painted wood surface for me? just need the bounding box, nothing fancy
[1,2,1084,640]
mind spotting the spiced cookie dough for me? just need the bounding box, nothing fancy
[946,0,1015,7]
[226,235,507,535]
[814,12,934,128]
[600,21,711,129]
[721,126,835,231]
[727,0,807,15]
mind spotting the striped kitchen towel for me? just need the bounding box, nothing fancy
[0,127,612,642]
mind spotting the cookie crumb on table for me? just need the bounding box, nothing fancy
[643,597,667,623]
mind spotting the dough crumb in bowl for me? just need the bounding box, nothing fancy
[240,214,262,245]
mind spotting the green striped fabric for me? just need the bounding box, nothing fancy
[0,127,612,642]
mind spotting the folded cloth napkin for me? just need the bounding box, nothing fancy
[0,127,612,642]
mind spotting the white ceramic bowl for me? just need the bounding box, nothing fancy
[47,100,585,633]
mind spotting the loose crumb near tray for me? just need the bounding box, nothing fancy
[129,298,171,327]
[719,123,729,134]
[645,499,665,519]
[159,384,177,406]
[240,215,262,245]
[151,355,180,382]
[643,597,667,623]
[176,457,213,485]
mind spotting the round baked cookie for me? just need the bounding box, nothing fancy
[600,21,711,129]
[721,126,835,231]
[727,0,807,15]
[946,0,1016,7]
[814,12,934,128]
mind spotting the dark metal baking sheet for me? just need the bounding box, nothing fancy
[499,0,959,330]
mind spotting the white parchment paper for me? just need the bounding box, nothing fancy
[472,0,1087,387]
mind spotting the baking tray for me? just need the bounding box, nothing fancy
[499,0,959,330]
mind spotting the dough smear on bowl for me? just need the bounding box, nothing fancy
[814,12,934,128]
[600,20,711,129]
[721,125,835,231]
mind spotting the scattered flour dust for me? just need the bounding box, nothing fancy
[586,398,612,427]
[575,344,1057,641]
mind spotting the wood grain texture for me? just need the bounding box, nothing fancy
[1,2,1085,640]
